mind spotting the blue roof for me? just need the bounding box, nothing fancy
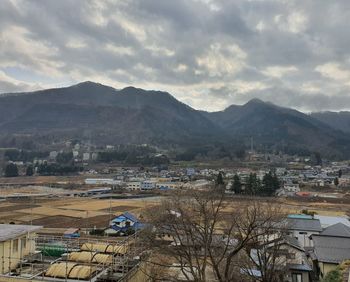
[288,214,313,219]
[122,211,139,222]
[111,212,139,223]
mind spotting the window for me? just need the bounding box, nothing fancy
[12,239,19,253]
[292,273,302,282]
[21,237,27,249]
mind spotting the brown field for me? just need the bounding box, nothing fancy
[0,196,158,228]
[0,192,348,230]
[29,215,111,228]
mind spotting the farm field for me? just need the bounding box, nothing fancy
[0,192,348,230]
[0,196,159,229]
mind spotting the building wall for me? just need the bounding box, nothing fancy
[126,182,141,190]
[290,231,319,248]
[0,232,36,274]
[318,262,338,278]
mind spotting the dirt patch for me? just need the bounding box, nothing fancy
[0,204,40,212]
[27,215,111,229]
[100,205,138,213]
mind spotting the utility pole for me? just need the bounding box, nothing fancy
[250,137,254,152]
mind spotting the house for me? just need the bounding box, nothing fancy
[105,212,143,235]
[0,224,42,274]
[310,223,350,279]
[286,215,322,248]
[313,215,350,228]
[241,236,312,282]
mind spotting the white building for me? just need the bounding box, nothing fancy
[126,181,141,191]
[85,178,121,185]
[141,180,157,190]
[286,216,322,248]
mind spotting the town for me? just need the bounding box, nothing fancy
[0,142,349,281]
[1,0,350,281]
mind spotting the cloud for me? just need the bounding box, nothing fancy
[0,0,350,112]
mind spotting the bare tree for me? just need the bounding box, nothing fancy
[141,188,286,282]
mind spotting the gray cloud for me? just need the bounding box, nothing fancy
[1,0,350,112]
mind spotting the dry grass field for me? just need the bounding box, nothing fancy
[0,196,159,228]
[0,191,348,230]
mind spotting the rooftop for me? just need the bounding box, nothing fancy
[0,224,42,242]
[286,218,322,232]
[320,223,350,238]
[312,235,350,263]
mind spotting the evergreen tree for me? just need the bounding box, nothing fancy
[245,173,260,195]
[232,174,242,194]
[216,172,225,186]
[261,171,280,196]
[4,163,19,177]
[26,165,34,176]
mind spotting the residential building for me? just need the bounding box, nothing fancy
[105,212,143,235]
[286,215,322,248]
[310,223,350,279]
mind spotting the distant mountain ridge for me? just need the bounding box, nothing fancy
[311,111,350,133]
[0,81,350,159]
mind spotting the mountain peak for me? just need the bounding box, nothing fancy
[74,81,111,88]
[245,98,266,106]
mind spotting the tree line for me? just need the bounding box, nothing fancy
[229,172,280,196]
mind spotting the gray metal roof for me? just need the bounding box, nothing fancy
[312,235,350,263]
[287,263,312,272]
[0,224,42,242]
[314,215,350,228]
[286,218,322,232]
[320,223,350,238]
[284,236,304,250]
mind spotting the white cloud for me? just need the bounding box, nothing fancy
[262,65,298,78]
[105,44,134,55]
[315,62,350,81]
[196,43,247,77]
[274,11,308,34]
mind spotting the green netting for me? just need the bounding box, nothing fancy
[39,244,66,257]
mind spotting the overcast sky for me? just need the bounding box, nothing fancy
[1,0,350,112]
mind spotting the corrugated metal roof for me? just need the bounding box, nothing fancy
[0,224,42,242]
[314,215,350,228]
[286,218,322,232]
[320,223,350,238]
[312,235,350,263]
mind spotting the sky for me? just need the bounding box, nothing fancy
[1,0,350,112]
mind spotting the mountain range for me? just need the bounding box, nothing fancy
[0,81,350,159]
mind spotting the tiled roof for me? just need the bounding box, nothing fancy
[312,235,350,263]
